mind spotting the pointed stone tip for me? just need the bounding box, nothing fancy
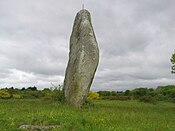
[78,9,90,14]
[77,9,91,19]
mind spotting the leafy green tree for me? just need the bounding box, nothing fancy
[132,88,149,99]
[97,91,111,96]
[111,91,117,96]
[124,90,131,96]
[170,52,175,74]
[27,86,37,91]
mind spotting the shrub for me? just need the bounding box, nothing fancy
[20,91,38,99]
[101,96,131,101]
[139,96,156,104]
[0,90,11,99]
[172,98,175,103]
[124,90,131,96]
[132,88,149,99]
[155,94,168,101]
[12,94,22,99]
[82,100,95,108]
[51,89,65,102]
[97,91,111,96]
[87,92,99,100]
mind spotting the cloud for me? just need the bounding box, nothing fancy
[0,68,64,89]
[0,0,175,90]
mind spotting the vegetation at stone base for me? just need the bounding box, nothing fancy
[170,52,175,74]
[0,99,174,131]
[87,91,99,100]
[0,85,175,103]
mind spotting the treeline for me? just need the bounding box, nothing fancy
[0,85,175,103]
[0,86,64,102]
[97,85,175,103]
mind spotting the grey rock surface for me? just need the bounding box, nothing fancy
[63,9,99,107]
[19,125,60,130]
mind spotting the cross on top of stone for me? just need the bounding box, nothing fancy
[82,4,85,10]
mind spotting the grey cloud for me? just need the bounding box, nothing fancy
[0,0,175,90]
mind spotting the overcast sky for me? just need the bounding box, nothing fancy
[0,0,175,91]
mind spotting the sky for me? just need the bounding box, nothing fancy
[0,0,175,91]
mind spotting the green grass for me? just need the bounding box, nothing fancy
[0,99,175,131]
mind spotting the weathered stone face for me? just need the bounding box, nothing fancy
[63,9,99,107]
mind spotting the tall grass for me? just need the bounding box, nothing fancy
[0,99,174,130]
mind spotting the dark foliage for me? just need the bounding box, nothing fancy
[97,85,175,103]
[139,96,157,104]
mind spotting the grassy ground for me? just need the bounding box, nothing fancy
[0,99,174,131]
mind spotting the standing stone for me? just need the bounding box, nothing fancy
[63,9,99,107]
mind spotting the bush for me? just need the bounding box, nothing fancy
[51,89,65,102]
[82,100,95,108]
[102,96,131,101]
[87,92,99,100]
[139,96,157,104]
[172,98,175,103]
[12,94,22,99]
[22,91,37,99]
[155,94,168,101]
[124,90,131,96]
[0,90,11,99]
[132,88,149,99]
[97,91,111,96]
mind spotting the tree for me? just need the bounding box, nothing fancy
[170,52,175,74]
[97,91,111,96]
[132,88,148,99]
[27,86,37,91]
[124,90,131,96]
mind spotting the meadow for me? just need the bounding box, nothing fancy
[0,99,174,131]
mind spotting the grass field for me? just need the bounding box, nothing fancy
[0,99,175,131]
